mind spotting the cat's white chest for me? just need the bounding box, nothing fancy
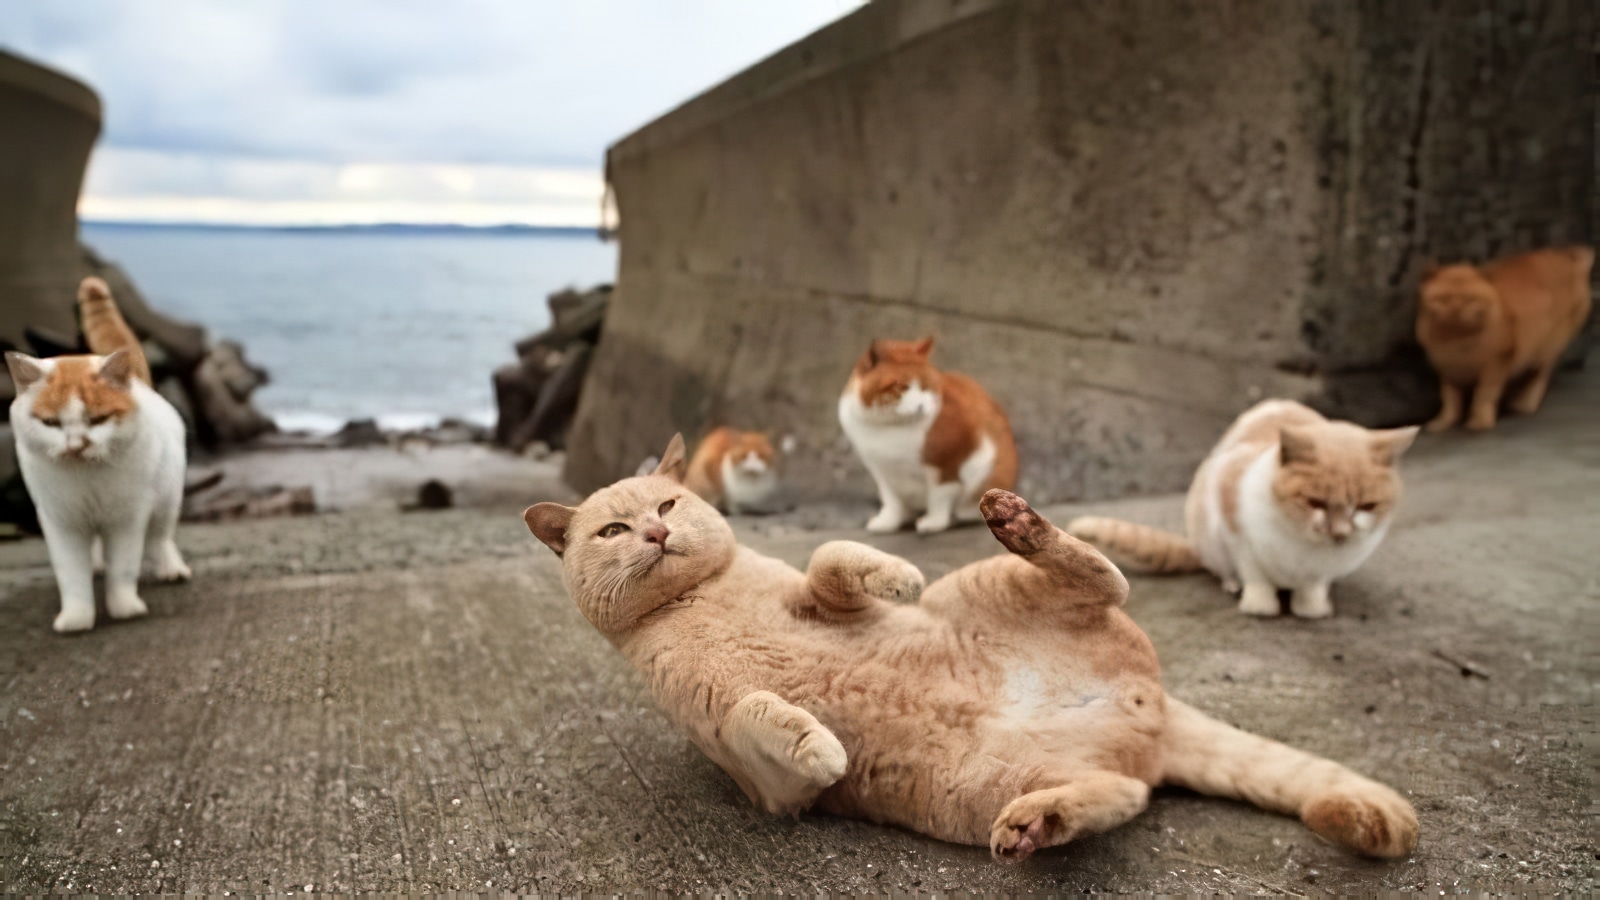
[720,454,778,513]
[837,389,937,500]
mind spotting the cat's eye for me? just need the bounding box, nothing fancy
[658,499,675,516]
[597,522,630,538]
[1307,498,1327,510]
[87,413,112,426]
[1357,502,1378,512]
[37,416,60,428]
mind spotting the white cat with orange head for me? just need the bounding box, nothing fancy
[838,337,1017,534]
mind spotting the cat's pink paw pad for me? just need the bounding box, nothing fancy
[980,489,1050,555]
[990,815,1049,863]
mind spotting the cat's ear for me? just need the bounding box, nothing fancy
[1279,427,1318,465]
[524,502,576,556]
[912,335,935,357]
[1420,258,1441,281]
[859,340,883,370]
[97,350,133,388]
[1369,426,1419,466]
[4,352,45,391]
[653,433,688,482]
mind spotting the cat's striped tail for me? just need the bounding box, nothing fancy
[77,276,152,385]
[1161,698,1417,858]
[1065,517,1201,574]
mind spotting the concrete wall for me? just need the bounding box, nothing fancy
[0,51,101,352]
[567,0,1593,502]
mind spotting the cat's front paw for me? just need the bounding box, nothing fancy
[1463,410,1497,432]
[865,508,906,533]
[1237,584,1280,616]
[106,592,149,621]
[914,512,952,534]
[792,726,849,789]
[990,802,1057,863]
[861,558,924,604]
[1423,413,1456,433]
[53,607,96,634]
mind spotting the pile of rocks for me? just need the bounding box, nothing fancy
[493,284,611,454]
[78,244,276,446]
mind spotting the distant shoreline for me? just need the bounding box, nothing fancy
[82,220,608,239]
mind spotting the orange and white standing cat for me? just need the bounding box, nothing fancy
[684,426,780,514]
[1070,400,1416,618]
[1417,246,1593,432]
[6,277,190,633]
[838,337,1017,534]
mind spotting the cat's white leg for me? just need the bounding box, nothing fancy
[90,536,105,573]
[37,513,97,633]
[146,489,191,582]
[1233,551,1280,617]
[102,522,150,621]
[1290,580,1334,619]
[915,473,962,534]
[864,465,910,533]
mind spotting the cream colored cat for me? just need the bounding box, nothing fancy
[1070,400,1416,619]
[522,435,1417,862]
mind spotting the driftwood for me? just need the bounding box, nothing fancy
[182,484,315,523]
[494,284,610,452]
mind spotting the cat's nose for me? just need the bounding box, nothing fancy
[643,524,670,547]
[1329,516,1353,541]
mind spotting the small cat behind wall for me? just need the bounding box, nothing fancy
[684,426,780,514]
[838,337,1017,534]
[6,277,191,633]
[1069,400,1416,619]
[1416,246,1593,432]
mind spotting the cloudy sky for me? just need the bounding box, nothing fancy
[0,0,857,227]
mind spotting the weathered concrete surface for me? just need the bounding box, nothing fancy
[0,370,1594,893]
[568,0,1594,504]
[0,51,100,352]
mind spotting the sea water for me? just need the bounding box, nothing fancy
[81,223,618,433]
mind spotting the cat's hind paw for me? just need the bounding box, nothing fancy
[865,508,906,533]
[152,541,191,582]
[106,592,149,621]
[1302,790,1418,858]
[155,558,192,583]
[980,489,1051,555]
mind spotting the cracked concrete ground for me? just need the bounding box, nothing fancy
[0,370,1594,893]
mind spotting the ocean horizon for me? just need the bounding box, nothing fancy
[82,222,618,434]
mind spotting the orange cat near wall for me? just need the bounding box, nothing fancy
[684,426,780,514]
[1416,247,1593,432]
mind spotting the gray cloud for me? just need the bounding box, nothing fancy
[0,0,857,168]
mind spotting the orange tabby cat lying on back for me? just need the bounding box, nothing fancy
[523,435,1417,862]
[1416,246,1592,432]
